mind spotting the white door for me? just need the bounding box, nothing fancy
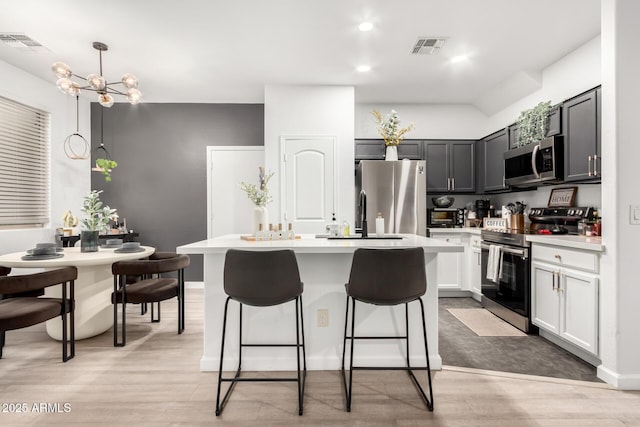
[281,136,336,234]
[208,146,264,238]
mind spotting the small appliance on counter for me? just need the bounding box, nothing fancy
[427,207,465,228]
[474,199,495,220]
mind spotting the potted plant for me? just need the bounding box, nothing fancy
[240,167,274,236]
[79,190,117,252]
[516,101,552,147]
[93,158,118,182]
[372,109,414,160]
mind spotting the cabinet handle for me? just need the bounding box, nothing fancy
[552,270,556,291]
[451,177,455,191]
[593,154,599,176]
[554,254,561,261]
[556,271,563,293]
[588,155,593,177]
[502,176,506,188]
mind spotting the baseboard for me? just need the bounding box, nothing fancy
[438,289,472,298]
[538,329,601,366]
[185,281,204,289]
[597,365,640,390]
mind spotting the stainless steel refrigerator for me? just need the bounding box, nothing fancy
[356,160,427,236]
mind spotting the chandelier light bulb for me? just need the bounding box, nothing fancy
[87,73,106,90]
[98,93,115,108]
[121,73,138,88]
[56,77,74,94]
[126,88,142,104]
[68,82,81,96]
[51,62,72,78]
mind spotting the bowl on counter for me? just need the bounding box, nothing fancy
[432,196,455,208]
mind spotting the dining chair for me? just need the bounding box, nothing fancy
[0,267,77,362]
[341,247,433,411]
[111,252,190,347]
[216,249,306,416]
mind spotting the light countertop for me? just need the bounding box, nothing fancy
[427,227,482,235]
[526,234,604,252]
[177,233,464,254]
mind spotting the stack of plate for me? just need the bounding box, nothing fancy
[101,238,123,249]
[114,242,145,253]
[22,243,64,260]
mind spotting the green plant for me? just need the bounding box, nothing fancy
[372,110,414,146]
[95,158,118,182]
[516,101,552,147]
[80,190,117,231]
[240,167,274,207]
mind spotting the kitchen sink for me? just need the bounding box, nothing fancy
[316,234,403,240]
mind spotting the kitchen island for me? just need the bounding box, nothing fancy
[177,234,462,372]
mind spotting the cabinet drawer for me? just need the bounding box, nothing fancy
[532,244,599,273]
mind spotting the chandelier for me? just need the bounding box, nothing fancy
[51,41,141,107]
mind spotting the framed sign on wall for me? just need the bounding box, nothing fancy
[548,187,577,207]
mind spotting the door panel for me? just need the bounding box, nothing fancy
[283,137,336,234]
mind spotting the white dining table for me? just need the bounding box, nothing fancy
[0,246,155,340]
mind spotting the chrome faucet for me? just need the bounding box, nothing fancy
[359,189,368,238]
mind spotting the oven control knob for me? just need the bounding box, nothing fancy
[576,209,583,216]
[568,209,574,215]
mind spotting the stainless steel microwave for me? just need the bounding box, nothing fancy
[504,136,563,187]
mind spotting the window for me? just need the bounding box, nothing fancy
[0,95,50,228]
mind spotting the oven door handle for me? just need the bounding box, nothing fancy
[481,243,528,257]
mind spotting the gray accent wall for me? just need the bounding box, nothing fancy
[90,103,264,281]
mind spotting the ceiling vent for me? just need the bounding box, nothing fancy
[0,33,45,52]
[411,37,447,55]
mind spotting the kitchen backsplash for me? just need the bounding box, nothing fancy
[430,183,601,214]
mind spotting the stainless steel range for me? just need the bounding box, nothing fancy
[480,207,595,333]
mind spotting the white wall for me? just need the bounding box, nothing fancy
[355,36,602,140]
[0,59,90,255]
[264,85,355,227]
[599,0,640,389]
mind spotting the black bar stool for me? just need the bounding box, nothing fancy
[216,249,306,416]
[341,247,433,411]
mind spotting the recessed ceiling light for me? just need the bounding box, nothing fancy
[451,55,468,63]
[356,65,371,72]
[358,22,373,32]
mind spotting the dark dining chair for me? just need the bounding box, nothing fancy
[0,266,77,362]
[341,247,433,411]
[216,249,306,416]
[111,252,190,347]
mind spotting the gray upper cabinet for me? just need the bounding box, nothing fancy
[354,139,385,161]
[563,87,601,182]
[424,140,475,193]
[480,129,509,192]
[354,139,422,162]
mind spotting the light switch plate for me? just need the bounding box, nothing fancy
[630,205,640,225]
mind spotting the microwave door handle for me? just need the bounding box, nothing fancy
[531,144,540,178]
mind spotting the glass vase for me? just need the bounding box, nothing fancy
[80,230,99,252]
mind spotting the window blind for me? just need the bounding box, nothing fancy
[0,95,50,227]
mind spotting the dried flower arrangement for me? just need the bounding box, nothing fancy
[240,167,274,207]
[372,109,414,146]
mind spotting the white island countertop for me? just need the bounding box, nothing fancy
[177,233,461,372]
[177,233,464,254]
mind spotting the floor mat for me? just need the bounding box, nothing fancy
[447,308,526,337]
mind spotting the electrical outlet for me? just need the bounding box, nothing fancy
[317,309,329,327]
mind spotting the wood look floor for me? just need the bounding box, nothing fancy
[1,289,639,426]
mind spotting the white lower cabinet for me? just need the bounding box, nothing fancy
[468,236,482,301]
[429,232,464,295]
[531,244,600,357]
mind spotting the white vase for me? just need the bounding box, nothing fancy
[252,206,268,236]
[385,145,398,161]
